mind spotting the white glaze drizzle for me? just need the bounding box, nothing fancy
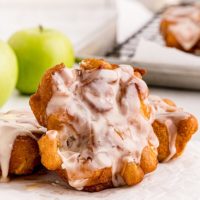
[169,19,200,51]
[0,110,45,182]
[149,95,190,162]
[46,64,159,189]
[163,5,200,50]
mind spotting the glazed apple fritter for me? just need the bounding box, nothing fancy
[30,58,159,191]
[30,58,198,192]
[0,110,45,182]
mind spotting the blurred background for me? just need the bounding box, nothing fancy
[0,0,182,54]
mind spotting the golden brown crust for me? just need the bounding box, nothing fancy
[30,63,66,127]
[133,68,146,78]
[140,146,158,173]
[176,115,198,157]
[38,134,62,171]
[152,115,198,162]
[121,162,144,186]
[152,120,170,162]
[56,167,113,192]
[162,98,176,107]
[83,181,113,192]
[9,135,40,175]
[160,19,183,50]
[80,58,118,70]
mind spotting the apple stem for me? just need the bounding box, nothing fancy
[39,25,43,32]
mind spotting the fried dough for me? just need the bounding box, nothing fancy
[30,58,198,191]
[30,59,159,191]
[0,110,45,181]
[149,96,198,162]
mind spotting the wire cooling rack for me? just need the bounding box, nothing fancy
[105,1,196,61]
[105,14,164,60]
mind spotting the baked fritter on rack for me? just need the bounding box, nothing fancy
[160,4,200,53]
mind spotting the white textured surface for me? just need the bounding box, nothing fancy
[0,141,199,200]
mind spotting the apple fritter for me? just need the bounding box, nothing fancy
[30,58,159,191]
[30,58,198,192]
[149,96,198,162]
[0,110,45,182]
[160,4,200,52]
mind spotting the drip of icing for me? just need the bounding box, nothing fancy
[68,179,88,191]
[149,95,190,162]
[149,95,179,114]
[46,65,159,189]
[46,130,58,140]
[165,119,177,162]
[156,112,190,162]
[0,110,45,182]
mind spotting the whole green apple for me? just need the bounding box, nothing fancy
[8,27,75,94]
[0,40,18,107]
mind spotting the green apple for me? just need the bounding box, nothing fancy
[0,40,18,107]
[8,26,75,94]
